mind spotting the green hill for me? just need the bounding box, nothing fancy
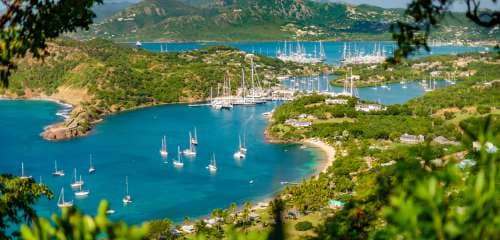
[77,0,498,41]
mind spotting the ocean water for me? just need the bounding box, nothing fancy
[0,100,320,224]
[136,41,488,65]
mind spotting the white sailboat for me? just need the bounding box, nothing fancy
[183,132,196,156]
[173,146,184,167]
[74,185,90,198]
[206,154,217,172]
[191,127,198,145]
[122,176,132,204]
[19,162,32,180]
[57,187,73,208]
[70,169,84,189]
[88,154,96,174]
[160,136,168,157]
[52,160,65,177]
[233,135,246,159]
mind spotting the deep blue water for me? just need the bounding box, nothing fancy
[135,41,488,65]
[0,101,320,224]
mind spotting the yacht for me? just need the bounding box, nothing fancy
[74,185,90,198]
[191,128,198,145]
[206,154,217,172]
[88,154,96,174]
[233,135,246,159]
[70,169,84,189]
[183,132,196,156]
[174,146,184,168]
[57,188,73,208]
[52,160,65,177]
[19,162,32,180]
[160,136,168,157]
[122,176,132,204]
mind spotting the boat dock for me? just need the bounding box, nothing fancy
[188,103,211,107]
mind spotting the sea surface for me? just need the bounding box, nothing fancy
[136,41,489,65]
[0,79,451,225]
[0,100,320,224]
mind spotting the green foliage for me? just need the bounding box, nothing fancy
[444,111,455,120]
[294,221,313,231]
[0,175,52,239]
[146,219,174,240]
[477,105,491,114]
[20,200,148,240]
[0,0,103,87]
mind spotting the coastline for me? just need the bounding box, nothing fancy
[302,138,336,174]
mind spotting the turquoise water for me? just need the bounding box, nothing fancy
[0,101,320,224]
[282,75,455,104]
[136,41,488,65]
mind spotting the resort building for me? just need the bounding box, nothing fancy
[325,98,349,105]
[400,133,425,144]
[432,136,460,146]
[355,103,384,112]
[285,119,312,128]
[329,199,345,209]
[180,225,195,234]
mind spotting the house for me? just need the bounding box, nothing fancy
[326,98,349,105]
[400,133,425,144]
[472,141,481,151]
[355,103,384,112]
[328,199,345,209]
[457,159,476,169]
[180,224,195,234]
[432,136,460,146]
[380,160,396,167]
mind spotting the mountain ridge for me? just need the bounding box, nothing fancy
[78,0,498,41]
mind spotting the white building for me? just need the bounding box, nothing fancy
[355,103,384,112]
[326,98,349,105]
[400,133,425,144]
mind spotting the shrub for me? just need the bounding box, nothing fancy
[476,105,491,114]
[295,221,313,231]
[444,111,455,120]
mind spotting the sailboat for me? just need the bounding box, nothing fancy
[52,160,65,177]
[19,162,32,180]
[70,169,84,189]
[160,136,168,157]
[122,176,132,204]
[183,132,196,156]
[57,187,73,208]
[88,154,96,174]
[74,185,90,198]
[191,128,198,145]
[233,135,246,159]
[173,146,184,167]
[206,154,217,172]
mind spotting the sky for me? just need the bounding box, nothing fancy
[332,0,499,11]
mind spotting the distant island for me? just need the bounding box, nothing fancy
[76,0,499,42]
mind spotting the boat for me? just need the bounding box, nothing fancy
[173,146,184,167]
[183,132,196,156]
[88,154,96,174]
[19,162,32,180]
[57,187,73,208]
[122,176,132,204]
[191,128,198,145]
[52,160,65,177]
[206,154,217,172]
[135,41,142,47]
[160,136,168,157]
[249,180,254,184]
[106,209,116,215]
[233,135,246,159]
[74,185,90,198]
[70,169,84,189]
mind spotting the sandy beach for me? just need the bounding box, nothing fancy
[302,138,336,174]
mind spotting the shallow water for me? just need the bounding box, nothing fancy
[0,101,320,224]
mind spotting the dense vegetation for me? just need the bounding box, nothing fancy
[3,38,325,132]
[77,0,499,41]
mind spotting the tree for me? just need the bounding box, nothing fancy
[0,175,52,239]
[390,0,499,63]
[0,0,102,87]
[21,200,148,240]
